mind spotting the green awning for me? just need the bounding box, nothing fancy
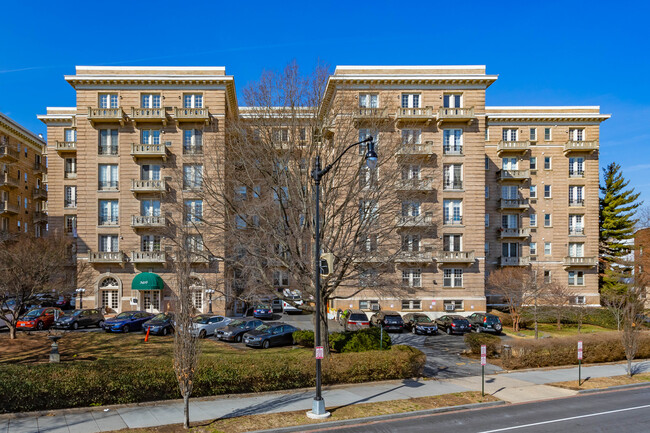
[132,272,164,291]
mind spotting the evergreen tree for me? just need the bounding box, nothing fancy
[599,162,641,295]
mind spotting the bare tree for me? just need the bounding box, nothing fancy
[0,234,72,339]
[487,267,542,333]
[602,291,626,331]
[543,280,575,330]
[621,277,646,376]
[635,205,650,230]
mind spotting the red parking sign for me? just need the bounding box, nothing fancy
[315,346,324,359]
[577,341,583,360]
[481,344,486,365]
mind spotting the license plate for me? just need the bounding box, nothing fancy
[19,323,25,327]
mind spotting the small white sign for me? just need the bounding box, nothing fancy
[480,345,487,356]
[481,356,487,366]
[578,350,583,360]
[315,346,324,360]
[577,341,583,350]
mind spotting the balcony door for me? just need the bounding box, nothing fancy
[502,242,519,258]
[443,234,462,252]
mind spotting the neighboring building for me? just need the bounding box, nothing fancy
[0,113,47,237]
[634,227,650,308]
[40,65,607,316]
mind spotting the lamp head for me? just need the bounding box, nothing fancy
[364,138,378,170]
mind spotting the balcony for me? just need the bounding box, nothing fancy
[443,181,463,192]
[497,169,530,182]
[569,170,585,179]
[87,107,127,126]
[0,173,19,189]
[443,146,464,156]
[174,107,210,124]
[98,181,119,191]
[353,253,385,264]
[443,217,464,226]
[497,140,530,156]
[353,107,391,123]
[564,140,599,155]
[131,215,167,229]
[88,251,125,265]
[563,256,597,267]
[32,187,47,201]
[131,179,167,194]
[55,141,77,153]
[396,141,434,157]
[33,162,46,175]
[396,213,434,228]
[183,145,203,156]
[395,107,434,124]
[395,251,433,264]
[131,251,167,264]
[64,171,77,180]
[499,227,530,239]
[437,107,475,125]
[0,145,19,162]
[131,143,168,160]
[131,107,167,125]
[395,178,434,192]
[0,201,19,214]
[499,198,530,210]
[98,217,119,227]
[33,211,47,223]
[437,250,475,264]
[500,256,530,266]
[569,199,585,207]
[569,228,585,236]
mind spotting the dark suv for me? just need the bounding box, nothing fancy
[53,309,104,330]
[467,313,503,334]
[370,311,404,332]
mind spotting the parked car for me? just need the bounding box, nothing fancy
[216,319,263,343]
[16,307,63,330]
[403,313,438,335]
[436,315,471,335]
[142,313,175,336]
[102,311,154,333]
[339,309,370,331]
[29,294,57,308]
[55,295,72,310]
[282,289,303,314]
[53,309,104,330]
[253,304,274,320]
[467,313,503,334]
[370,311,404,332]
[243,322,299,349]
[190,314,230,338]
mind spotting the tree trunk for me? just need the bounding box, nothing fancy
[9,324,16,340]
[627,358,633,377]
[183,393,190,428]
[556,314,562,330]
[513,313,520,332]
[533,301,538,339]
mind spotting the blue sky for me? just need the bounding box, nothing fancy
[1,0,649,204]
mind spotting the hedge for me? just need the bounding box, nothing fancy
[0,345,425,413]
[293,328,391,353]
[464,333,501,357]
[489,307,619,330]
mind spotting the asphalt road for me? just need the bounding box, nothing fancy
[290,386,650,433]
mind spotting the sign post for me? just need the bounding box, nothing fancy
[481,344,487,396]
[577,340,583,386]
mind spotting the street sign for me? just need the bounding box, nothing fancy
[577,341,583,360]
[481,344,487,366]
[315,346,324,359]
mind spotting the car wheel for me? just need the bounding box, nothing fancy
[199,330,206,339]
[262,340,270,349]
[162,327,168,336]
[123,325,130,333]
[72,322,78,330]
[98,320,104,328]
[235,334,242,343]
[36,321,44,331]
[446,327,451,335]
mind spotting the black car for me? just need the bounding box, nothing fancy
[52,308,104,330]
[243,322,299,349]
[143,312,174,336]
[403,313,438,335]
[370,311,404,332]
[467,313,503,334]
[435,315,471,335]
[216,319,263,343]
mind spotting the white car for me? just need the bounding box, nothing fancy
[190,314,231,338]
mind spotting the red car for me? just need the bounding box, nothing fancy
[16,307,63,330]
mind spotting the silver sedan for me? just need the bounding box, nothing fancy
[190,314,231,338]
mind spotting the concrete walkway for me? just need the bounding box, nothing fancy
[1,361,648,433]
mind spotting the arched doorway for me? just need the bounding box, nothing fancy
[98,276,121,313]
[189,276,205,313]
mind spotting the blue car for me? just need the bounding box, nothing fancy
[253,304,273,320]
[103,311,154,333]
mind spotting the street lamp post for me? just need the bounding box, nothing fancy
[206,289,215,313]
[75,288,85,310]
[306,136,377,419]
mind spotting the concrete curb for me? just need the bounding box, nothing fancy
[494,358,650,374]
[577,382,650,394]
[245,400,507,433]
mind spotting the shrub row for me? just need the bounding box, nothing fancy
[293,328,391,353]
[464,333,502,357]
[489,307,619,330]
[0,345,425,413]
[501,332,650,370]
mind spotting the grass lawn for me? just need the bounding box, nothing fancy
[501,323,612,339]
[549,374,650,390]
[109,392,499,433]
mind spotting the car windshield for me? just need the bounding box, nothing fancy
[229,320,245,327]
[255,324,272,332]
[385,315,402,321]
[415,316,432,323]
[192,315,210,324]
[255,304,269,309]
[115,312,133,319]
[350,314,367,321]
[70,310,83,317]
[24,309,44,317]
[152,313,170,321]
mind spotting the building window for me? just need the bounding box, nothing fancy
[401,129,421,145]
[443,269,463,288]
[402,269,422,287]
[184,200,203,224]
[99,200,119,225]
[64,158,77,179]
[443,234,462,252]
[183,94,203,108]
[569,186,585,206]
[569,157,585,177]
[359,300,379,310]
[359,94,378,108]
[99,129,118,155]
[64,215,77,235]
[443,200,463,225]
[544,270,552,284]
[64,186,77,208]
[485,242,490,255]
[183,129,203,154]
[98,164,119,190]
[485,128,489,141]
[273,270,289,287]
[359,129,379,154]
[501,214,519,229]
[359,269,378,287]
[141,94,161,109]
[574,295,586,304]
[544,157,552,170]
[530,185,537,199]
[360,200,379,224]
[544,127,552,141]
[183,164,203,190]
[569,128,584,141]
[485,155,489,170]
[502,157,518,170]
[141,129,161,145]
[141,235,161,252]
[272,128,289,143]
[193,290,203,310]
[569,243,584,257]
[140,164,161,181]
[530,213,537,227]
[443,300,463,311]
[443,164,463,190]
[501,185,519,200]
[544,213,552,227]
[530,242,537,256]
[530,157,537,170]
[99,93,118,108]
[402,300,421,310]
[485,186,489,198]
[401,234,420,252]
[443,94,462,108]
[544,242,552,256]
[99,234,119,252]
[529,128,537,141]
[185,234,204,252]
[141,199,161,217]
[64,129,76,142]
[502,128,518,141]
[485,213,489,227]
[569,214,584,235]
[401,93,420,108]
[443,129,463,154]
[502,242,518,258]
[234,185,247,201]
[569,271,585,286]
[544,185,552,198]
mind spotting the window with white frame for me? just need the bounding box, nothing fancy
[273,270,289,287]
[64,215,77,235]
[99,129,118,155]
[99,235,119,252]
[141,199,161,217]
[141,94,161,109]
[443,234,462,251]
[359,129,379,154]
[99,200,119,225]
[443,269,463,288]
[184,234,204,251]
[569,157,584,177]
[360,200,379,224]
[544,156,552,170]
[443,94,462,108]
[64,158,77,178]
[529,128,537,141]
[183,164,203,190]
[64,186,77,208]
[401,129,421,145]
[99,93,118,108]
[544,270,552,284]
[569,128,584,141]
[530,213,537,227]
[184,200,203,224]
[359,299,379,310]
[140,164,161,181]
[361,233,378,252]
[443,199,463,225]
[502,157,518,170]
[502,128,518,141]
[530,185,537,199]
[569,186,585,206]
[402,300,422,310]
[98,164,119,190]
[530,157,537,170]
[544,185,552,198]
[502,242,518,258]
[544,242,552,256]
[402,165,420,180]
[359,166,378,189]
[501,185,519,200]
[141,235,161,252]
[359,270,378,287]
[64,128,76,142]
[193,290,203,310]
[141,129,161,145]
[569,214,584,235]
[568,271,585,286]
[569,242,584,257]
[485,213,490,227]
[402,234,421,252]
[544,213,552,227]
[443,164,463,190]
[272,128,289,143]
[183,94,203,108]
[402,269,421,287]
[183,129,203,154]
[574,295,586,304]
[544,127,552,141]
[501,214,519,229]
[443,299,464,311]
[401,200,421,217]
[359,93,378,108]
[443,129,463,154]
[530,242,537,255]
[401,94,420,108]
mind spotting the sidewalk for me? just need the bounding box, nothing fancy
[1,360,648,433]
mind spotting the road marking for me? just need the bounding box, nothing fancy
[478,404,650,432]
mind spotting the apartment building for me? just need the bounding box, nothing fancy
[39,67,236,314]
[0,113,47,236]
[40,65,607,316]
[634,227,650,307]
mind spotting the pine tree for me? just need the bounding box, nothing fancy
[599,162,641,295]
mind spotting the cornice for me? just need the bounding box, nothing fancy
[0,113,46,150]
[486,114,611,123]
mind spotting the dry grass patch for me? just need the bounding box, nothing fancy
[110,392,498,433]
[550,374,650,391]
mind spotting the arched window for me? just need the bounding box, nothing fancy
[189,277,204,309]
[100,277,119,288]
[99,276,119,310]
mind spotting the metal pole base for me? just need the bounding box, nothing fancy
[306,398,331,419]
